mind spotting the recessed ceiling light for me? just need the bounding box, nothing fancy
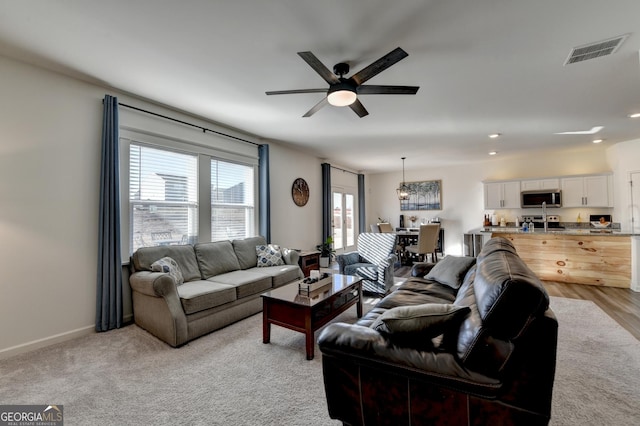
[554,126,603,135]
[489,151,498,156]
[488,133,501,139]
[592,139,604,144]
[628,113,640,118]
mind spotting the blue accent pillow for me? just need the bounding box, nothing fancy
[256,244,285,267]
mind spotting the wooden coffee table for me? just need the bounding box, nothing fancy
[261,273,363,360]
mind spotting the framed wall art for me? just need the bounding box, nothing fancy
[399,180,442,211]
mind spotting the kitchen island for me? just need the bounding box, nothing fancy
[480,227,634,288]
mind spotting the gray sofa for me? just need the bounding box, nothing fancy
[129,236,303,347]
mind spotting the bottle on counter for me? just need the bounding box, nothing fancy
[530,222,535,232]
[515,217,520,227]
[522,222,528,232]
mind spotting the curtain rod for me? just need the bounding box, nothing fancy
[331,165,360,176]
[117,102,261,147]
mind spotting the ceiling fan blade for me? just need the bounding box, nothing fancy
[349,99,369,118]
[350,47,409,86]
[357,85,419,95]
[303,97,329,117]
[297,52,340,85]
[266,89,328,95]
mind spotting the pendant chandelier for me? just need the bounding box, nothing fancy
[396,157,410,201]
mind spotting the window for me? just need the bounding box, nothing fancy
[129,144,198,252]
[124,139,257,254]
[211,159,254,241]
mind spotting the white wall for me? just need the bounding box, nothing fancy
[268,143,324,251]
[0,55,104,355]
[366,147,617,256]
[607,138,640,232]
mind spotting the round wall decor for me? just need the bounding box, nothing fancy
[291,177,309,207]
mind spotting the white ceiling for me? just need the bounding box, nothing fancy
[2,0,640,173]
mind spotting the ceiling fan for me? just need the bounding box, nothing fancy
[266,47,419,118]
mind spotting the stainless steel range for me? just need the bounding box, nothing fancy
[522,215,563,229]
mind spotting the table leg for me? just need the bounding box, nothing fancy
[305,312,314,360]
[356,282,363,318]
[262,303,271,344]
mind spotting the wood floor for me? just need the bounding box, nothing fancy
[543,281,640,341]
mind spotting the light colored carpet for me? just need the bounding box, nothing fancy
[0,296,638,425]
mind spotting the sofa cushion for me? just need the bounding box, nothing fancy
[132,245,201,282]
[194,241,241,279]
[208,270,272,299]
[425,255,476,289]
[151,256,184,285]
[233,236,267,270]
[248,265,302,287]
[256,244,285,267]
[177,280,237,314]
[371,304,470,349]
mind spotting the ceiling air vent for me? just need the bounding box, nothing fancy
[564,34,629,65]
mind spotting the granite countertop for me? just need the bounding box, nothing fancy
[474,227,635,236]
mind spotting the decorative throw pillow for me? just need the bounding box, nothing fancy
[425,255,476,289]
[371,303,470,349]
[151,256,184,285]
[256,244,285,267]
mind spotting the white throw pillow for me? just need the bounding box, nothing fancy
[151,256,184,285]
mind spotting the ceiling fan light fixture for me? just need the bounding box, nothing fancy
[327,83,357,107]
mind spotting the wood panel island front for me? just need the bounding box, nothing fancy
[483,229,632,288]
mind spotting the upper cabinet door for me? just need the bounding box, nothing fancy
[560,177,585,207]
[560,174,612,207]
[584,175,612,207]
[502,181,521,208]
[484,181,520,209]
[521,178,560,191]
[484,182,504,209]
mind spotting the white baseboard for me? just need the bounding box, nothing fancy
[0,315,125,362]
[0,315,135,361]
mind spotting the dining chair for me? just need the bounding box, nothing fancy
[405,223,440,263]
[377,223,394,233]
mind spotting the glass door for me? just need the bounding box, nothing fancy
[332,190,356,253]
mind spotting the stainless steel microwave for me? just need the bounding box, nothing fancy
[521,190,562,208]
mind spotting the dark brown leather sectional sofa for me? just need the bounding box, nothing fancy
[318,237,557,426]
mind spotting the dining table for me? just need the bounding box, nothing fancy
[393,227,444,265]
[394,229,419,265]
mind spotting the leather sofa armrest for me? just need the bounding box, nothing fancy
[318,323,499,391]
[129,271,178,298]
[411,262,436,277]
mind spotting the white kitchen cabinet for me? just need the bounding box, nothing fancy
[484,181,521,209]
[560,174,612,207]
[520,178,560,191]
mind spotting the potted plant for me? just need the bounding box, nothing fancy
[316,236,335,268]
